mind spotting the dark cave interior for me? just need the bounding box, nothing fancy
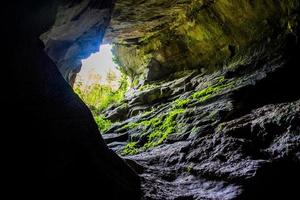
[4,0,300,199]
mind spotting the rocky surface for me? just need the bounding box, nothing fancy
[6,0,141,198]
[41,0,113,85]
[106,0,299,83]
[136,100,300,200]
[103,39,300,199]
[5,0,300,199]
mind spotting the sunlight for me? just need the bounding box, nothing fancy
[76,44,121,89]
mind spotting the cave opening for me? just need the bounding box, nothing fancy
[75,44,121,88]
[74,43,129,133]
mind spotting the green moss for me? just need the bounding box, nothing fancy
[186,164,194,173]
[192,86,215,99]
[141,109,154,116]
[141,117,161,128]
[171,70,195,79]
[218,122,226,130]
[74,74,129,112]
[143,108,185,149]
[192,76,235,102]
[94,115,112,133]
[111,0,298,81]
[174,76,235,108]
[122,76,237,155]
[122,123,136,129]
[123,142,139,155]
[132,78,140,87]
[123,108,185,155]
[123,116,161,129]
[174,98,191,108]
[138,84,157,91]
[190,127,200,135]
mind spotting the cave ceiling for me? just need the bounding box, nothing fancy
[105,0,299,82]
[41,0,299,84]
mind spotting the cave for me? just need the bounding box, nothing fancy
[5,0,300,199]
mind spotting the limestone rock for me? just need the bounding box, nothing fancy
[41,0,112,84]
[107,0,299,82]
[7,0,300,199]
[105,103,129,122]
[105,40,300,199]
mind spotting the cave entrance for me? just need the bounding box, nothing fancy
[74,44,129,132]
[75,44,121,89]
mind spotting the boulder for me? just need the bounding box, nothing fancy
[105,103,129,122]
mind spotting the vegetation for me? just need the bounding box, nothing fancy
[122,75,236,154]
[138,83,157,91]
[173,76,235,109]
[75,74,129,113]
[123,115,161,130]
[74,72,129,133]
[141,108,154,116]
[174,98,191,108]
[123,108,185,155]
[191,76,234,102]
[112,44,149,85]
[144,108,185,148]
[123,142,139,155]
[93,115,112,133]
[186,164,194,173]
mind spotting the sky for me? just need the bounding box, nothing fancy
[76,44,121,88]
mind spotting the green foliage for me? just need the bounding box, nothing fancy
[192,76,234,102]
[141,108,154,116]
[74,74,129,113]
[143,108,185,149]
[123,116,161,129]
[174,98,191,108]
[123,142,139,155]
[123,108,185,155]
[94,115,112,133]
[122,75,237,155]
[191,86,217,101]
[132,78,140,87]
[74,73,129,132]
[138,84,157,91]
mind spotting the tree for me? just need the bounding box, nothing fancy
[106,69,117,86]
[88,68,102,85]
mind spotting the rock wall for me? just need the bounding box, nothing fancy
[103,37,300,199]
[5,0,300,199]
[41,0,113,85]
[101,0,300,199]
[107,0,299,83]
[5,0,141,198]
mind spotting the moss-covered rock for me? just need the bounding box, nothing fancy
[106,0,299,82]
